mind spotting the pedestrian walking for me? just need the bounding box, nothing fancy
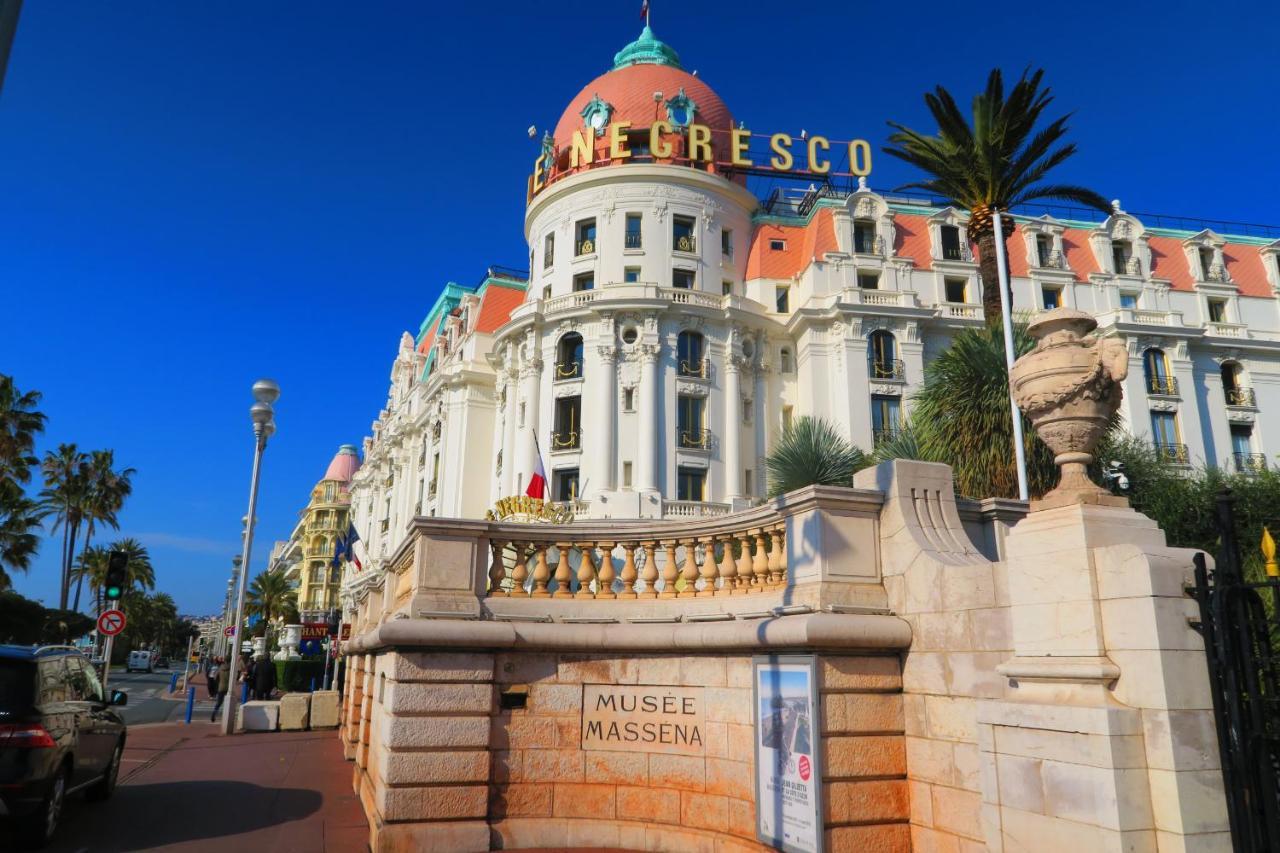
[252,654,276,701]
[210,657,230,721]
[206,659,220,699]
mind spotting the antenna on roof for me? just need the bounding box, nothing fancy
[800,129,807,140]
[691,69,697,76]
[527,125,537,140]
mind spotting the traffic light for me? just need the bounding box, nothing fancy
[104,551,129,601]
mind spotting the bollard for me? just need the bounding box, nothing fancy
[241,682,249,705]
[170,672,179,693]
[185,687,195,724]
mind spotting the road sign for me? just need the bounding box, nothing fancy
[97,609,126,637]
[224,625,236,637]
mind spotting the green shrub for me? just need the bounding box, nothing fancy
[274,658,327,692]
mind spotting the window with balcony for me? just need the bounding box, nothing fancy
[677,394,707,448]
[1221,362,1254,407]
[625,213,642,249]
[575,218,596,255]
[775,285,790,313]
[677,331,706,378]
[1143,349,1176,395]
[553,396,581,450]
[854,220,877,254]
[673,269,695,290]
[1037,235,1054,268]
[871,395,901,445]
[1120,293,1138,309]
[1150,411,1186,463]
[573,272,594,292]
[722,280,733,296]
[1199,247,1214,279]
[624,266,640,283]
[677,466,707,501]
[673,216,697,253]
[944,278,967,303]
[544,232,555,267]
[1112,240,1132,274]
[868,330,902,379]
[857,271,880,290]
[940,225,963,260]
[1230,425,1263,473]
[721,228,733,258]
[554,468,580,501]
[1042,287,1062,310]
[1208,298,1227,323]
[556,332,584,380]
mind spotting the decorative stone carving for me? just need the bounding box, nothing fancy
[676,380,709,397]
[1148,399,1177,412]
[1010,308,1130,509]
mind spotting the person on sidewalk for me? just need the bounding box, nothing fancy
[206,658,221,700]
[251,654,276,701]
[210,658,230,721]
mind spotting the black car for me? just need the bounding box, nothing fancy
[0,644,128,848]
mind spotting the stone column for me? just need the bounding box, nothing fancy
[723,356,743,500]
[501,368,518,496]
[514,355,542,491]
[591,344,618,494]
[636,343,660,493]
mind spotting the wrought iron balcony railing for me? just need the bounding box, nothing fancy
[624,232,642,249]
[380,518,390,533]
[551,429,581,450]
[674,234,697,253]
[942,246,972,262]
[555,360,583,380]
[678,358,709,379]
[1225,387,1257,407]
[428,480,438,498]
[1154,443,1190,464]
[575,238,595,256]
[869,359,906,380]
[1232,452,1267,474]
[873,428,901,446]
[679,428,711,449]
[1147,376,1179,396]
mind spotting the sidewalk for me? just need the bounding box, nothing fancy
[37,722,368,852]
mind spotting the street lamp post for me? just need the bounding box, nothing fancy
[221,378,279,735]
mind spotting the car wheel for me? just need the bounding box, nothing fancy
[15,764,67,849]
[86,739,123,801]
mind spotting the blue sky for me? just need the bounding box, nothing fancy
[2,1,1276,615]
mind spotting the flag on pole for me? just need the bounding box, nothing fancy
[526,432,548,499]
[341,523,366,571]
[640,0,649,22]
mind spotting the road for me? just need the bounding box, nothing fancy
[106,666,218,725]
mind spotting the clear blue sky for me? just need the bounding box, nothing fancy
[3,1,1276,615]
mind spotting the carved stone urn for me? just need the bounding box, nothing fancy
[1009,308,1130,509]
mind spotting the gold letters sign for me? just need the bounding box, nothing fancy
[581,684,706,755]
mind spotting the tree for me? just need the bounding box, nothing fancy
[246,567,298,643]
[70,450,135,611]
[765,416,868,498]
[40,443,90,610]
[71,539,154,618]
[884,68,1111,323]
[0,375,47,588]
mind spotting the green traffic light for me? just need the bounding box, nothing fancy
[105,586,122,599]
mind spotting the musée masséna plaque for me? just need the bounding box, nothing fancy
[581,685,706,755]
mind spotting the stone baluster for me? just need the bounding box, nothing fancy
[618,542,638,599]
[698,536,719,596]
[530,542,551,598]
[771,525,787,585]
[718,535,737,592]
[509,542,528,597]
[659,541,679,599]
[553,542,573,598]
[596,542,617,599]
[488,540,505,596]
[737,532,755,590]
[640,541,659,598]
[753,529,770,585]
[575,542,597,599]
[679,539,700,597]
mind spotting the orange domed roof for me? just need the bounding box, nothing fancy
[547,28,735,179]
[323,444,361,488]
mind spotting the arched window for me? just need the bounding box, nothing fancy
[556,333,584,379]
[1221,361,1252,406]
[868,331,900,379]
[677,331,706,378]
[1143,349,1174,395]
[780,348,793,373]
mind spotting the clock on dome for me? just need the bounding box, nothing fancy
[580,94,614,136]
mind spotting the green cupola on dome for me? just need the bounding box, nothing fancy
[612,26,682,70]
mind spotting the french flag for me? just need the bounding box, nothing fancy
[526,442,548,499]
[342,523,367,571]
[640,0,648,21]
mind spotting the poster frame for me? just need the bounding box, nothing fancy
[752,653,824,853]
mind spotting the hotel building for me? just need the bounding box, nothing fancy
[342,26,1280,582]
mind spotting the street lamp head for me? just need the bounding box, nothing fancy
[263,420,277,440]
[252,378,281,405]
[250,401,274,427]
[232,555,242,568]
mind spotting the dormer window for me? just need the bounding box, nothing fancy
[1208,298,1227,323]
[854,220,877,254]
[940,225,962,261]
[1199,247,1215,279]
[1113,240,1132,275]
[770,239,786,251]
[664,88,698,128]
[1037,235,1054,268]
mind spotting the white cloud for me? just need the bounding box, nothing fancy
[122,532,237,555]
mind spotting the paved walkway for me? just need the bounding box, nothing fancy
[6,723,368,853]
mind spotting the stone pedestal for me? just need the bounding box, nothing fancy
[237,700,280,733]
[279,693,310,731]
[278,624,303,661]
[310,690,341,729]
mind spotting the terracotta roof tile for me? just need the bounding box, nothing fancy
[1061,229,1099,282]
[892,214,932,271]
[1148,236,1195,291]
[416,315,440,355]
[475,282,526,333]
[745,209,836,280]
[1224,244,1272,297]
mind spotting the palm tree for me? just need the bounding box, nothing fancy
[884,68,1111,323]
[0,374,47,487]
[0,483,43,590]
[765,416,868,499]
[246,567,297,644]
[71,450,136,611]
[73,539,154,617]
[40,444,90,610]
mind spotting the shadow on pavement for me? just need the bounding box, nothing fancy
[30,780,324,852]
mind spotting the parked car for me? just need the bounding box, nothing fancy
[154,656,170,669]
[0,644,128,848]
[125,651,153,674]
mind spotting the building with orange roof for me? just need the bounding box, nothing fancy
[342,25,1280,581]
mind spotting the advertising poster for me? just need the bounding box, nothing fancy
[754,655,823,853]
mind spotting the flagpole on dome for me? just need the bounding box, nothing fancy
[641,0,650,28]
